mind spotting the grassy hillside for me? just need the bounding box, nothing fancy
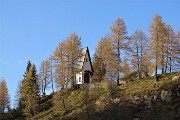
[33,72,180,120]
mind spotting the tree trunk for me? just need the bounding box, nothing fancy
[169,57,172,73]
[41,79,44,95]
[117,40,120,86]
[161,55,165,74]
[155,53,159,81]
[137,44,141,79]
[50,60,54,93]
[43,78,46,94]
[52,80,54,93]
[155,64,159,81]
[61,89,67,113]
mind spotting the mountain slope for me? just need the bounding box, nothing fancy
[34,72,180,120]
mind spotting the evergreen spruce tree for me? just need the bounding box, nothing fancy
[20,61,39,119]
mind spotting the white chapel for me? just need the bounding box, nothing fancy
[76,47,94,87]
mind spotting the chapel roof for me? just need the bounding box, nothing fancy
[77,47,87,69]
[77,47,94,73]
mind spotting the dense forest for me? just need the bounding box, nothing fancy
[0,15,180,120]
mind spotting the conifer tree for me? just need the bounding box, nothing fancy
[111,18,128,85]
[66,33,82,88]
[92,55,105,83]
[164,25,175,73]
[39,59,51,95]
[122,58,131,77]
[130,29,149,78]
[172,32,180,71]
[20,61,39,118]
[53,40,69,89]
[94,36,116,82]
[53,33,82,89]
[13,80,24,119]
[14,80,22,108]
[49,55,55,93]
[149,15,166,80]
[93,38,108,83]
[0,79,10,114]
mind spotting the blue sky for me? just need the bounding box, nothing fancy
[0,0,180,106]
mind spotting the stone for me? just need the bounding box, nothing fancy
[89,83,95,88]
[165,96,171,102]
[161,90,172,102]
[119,80,127,85]
[133,118,140,120]
[162,90,165,94]
[144,100,152,109]
[172,76,180,81]
[132,96,140,104]
[128,95,134,101]
[111,98,120,104]
[153,95,158,100]
[144,95,148,100]
[134,96,139,100]
[177,91,180,97]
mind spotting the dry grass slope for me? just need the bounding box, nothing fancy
[33,72,180,120]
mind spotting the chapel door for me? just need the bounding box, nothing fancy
[84,72,90,83]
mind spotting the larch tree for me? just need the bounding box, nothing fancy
[93,35,116,82]
[111,17,129,85]
[39,59,51,95]
[91,35,115,97]
[53,40,69,90]
[122,58,131,77]
[130,29,149,78]
[0,79,10,114]
[49,55,55,93]
[92,55,105,83]
[53,33,82,89]
[13,80,24,119]
[66,33,82,88]
[53,40,68,113]
[20,61,39,118]
[164,25,175,73]
[92,37,108,83]
[102,36,116,97]
[172,32,180,71]
[14,80,22,108]
[149,15,166,80]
